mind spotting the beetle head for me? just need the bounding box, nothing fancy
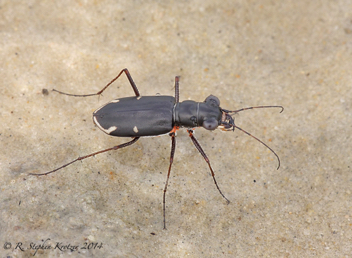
[201,95,222,130]
[218,110,236,131]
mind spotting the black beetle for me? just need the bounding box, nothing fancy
[30,68,283,229]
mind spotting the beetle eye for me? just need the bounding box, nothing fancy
[202,118,219,130]
[204,95,220,107]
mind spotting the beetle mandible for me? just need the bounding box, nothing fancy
[30,68,283,229]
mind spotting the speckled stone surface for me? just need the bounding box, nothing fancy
[1,1,352,257]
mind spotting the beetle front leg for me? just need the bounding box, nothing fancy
[187,129,230,204]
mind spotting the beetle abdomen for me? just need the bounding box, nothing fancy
[93,95,175,137]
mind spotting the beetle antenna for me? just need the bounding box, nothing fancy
[223,105,284,114]
[232,125,281,170]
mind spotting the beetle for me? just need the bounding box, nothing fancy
[30,68,283,229]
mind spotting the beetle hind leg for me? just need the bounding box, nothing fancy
[53,68,140,97]
[29,137,140,176]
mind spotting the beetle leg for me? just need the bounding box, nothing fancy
[187,129,230,204]
[163,126,179,229]
[52,68,140,97]
[174,76,180,103]
[29,137,140,176]
[163,131,176,229]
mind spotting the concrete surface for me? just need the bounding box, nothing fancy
[1,1,352,257]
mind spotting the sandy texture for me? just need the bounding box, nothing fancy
[1,1,352,257]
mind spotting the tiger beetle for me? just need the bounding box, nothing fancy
[30,68,284,229]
